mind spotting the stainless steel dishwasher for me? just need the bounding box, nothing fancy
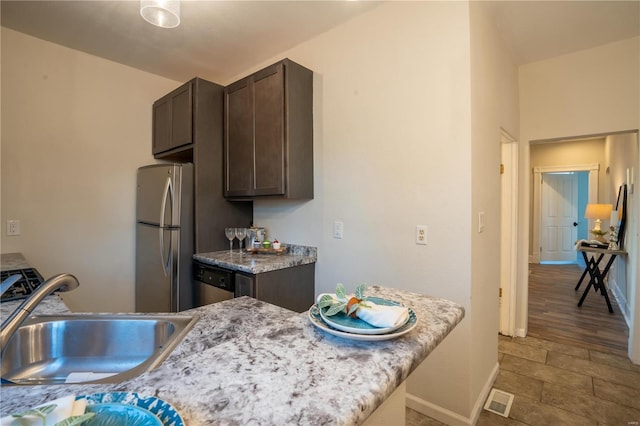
[192,262,234,306]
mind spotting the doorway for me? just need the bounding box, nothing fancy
[499,129,517,336]
[520,131,640,363]
[531,163,599,264]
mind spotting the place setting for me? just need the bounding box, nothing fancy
[1,392,184,426]
[308,284,418,341]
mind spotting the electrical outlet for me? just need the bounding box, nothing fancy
[7,220,21,236]
[416,225,427,245]
[333,221,344,239]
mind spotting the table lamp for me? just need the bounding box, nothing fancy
[584,203,612,243]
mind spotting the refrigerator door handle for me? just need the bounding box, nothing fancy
[159,176,173,276]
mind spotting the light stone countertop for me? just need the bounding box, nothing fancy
[0,286,464,425]
[1,253,31,272]
[194,244,317,274]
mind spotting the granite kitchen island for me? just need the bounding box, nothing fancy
[1,285,464,425]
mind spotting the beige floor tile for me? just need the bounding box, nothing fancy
[589,349,640,372]
[406,334,639,426]
[420,418,447,426]
[499,339,548,363]
[542,382,640,425]
[405,408,446,426]
[494,370,544,402]
[509,394,595,426]
[500,354,593,394]
[593,377,640,410]
[476,410,528,425]
[514,335,590,359]
[547,351,640,390]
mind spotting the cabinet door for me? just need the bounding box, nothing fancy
[225,79,254,196]
[152,97,171,155]
[253,63,285,196]
[170,83,193,150]
[224,59,312,199]
[234,273,255,298]
[152,82,193,156]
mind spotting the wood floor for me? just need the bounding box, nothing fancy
[527,262,629,357]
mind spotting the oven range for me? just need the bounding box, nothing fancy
[1,268,45,302]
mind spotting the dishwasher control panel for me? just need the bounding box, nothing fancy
[193,262,234,292]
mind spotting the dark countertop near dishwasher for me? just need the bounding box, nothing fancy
[194,243,317,274]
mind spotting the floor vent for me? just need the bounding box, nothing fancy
[483,388,514,418]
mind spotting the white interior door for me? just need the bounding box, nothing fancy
[540,173,578,262]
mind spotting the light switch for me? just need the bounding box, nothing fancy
[478,212,485,233]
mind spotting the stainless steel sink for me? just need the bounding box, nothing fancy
[1,314,198,385]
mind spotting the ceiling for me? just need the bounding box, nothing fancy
[484,0,639,65]
[1,1,639,83]
[0,1,382,83]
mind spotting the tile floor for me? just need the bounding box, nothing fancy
[406,334,640,426]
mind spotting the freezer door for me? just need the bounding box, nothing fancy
[135,223,176,312]
[137,164,190,227]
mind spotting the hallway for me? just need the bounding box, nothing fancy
[527,263,629,357]
[407,262,638,425]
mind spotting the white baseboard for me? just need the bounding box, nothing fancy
[610,284,631,328]
[406,362,499,426]
[515,328,526,338]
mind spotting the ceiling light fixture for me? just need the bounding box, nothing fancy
[140,0,180,29]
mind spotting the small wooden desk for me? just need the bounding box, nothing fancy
[575,245,626,313]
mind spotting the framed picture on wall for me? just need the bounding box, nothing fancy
[614,184,627,249]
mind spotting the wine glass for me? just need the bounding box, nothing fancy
[225,227,235,252]
[235,228,247,252]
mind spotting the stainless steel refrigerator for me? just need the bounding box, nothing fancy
[135,163,193,312]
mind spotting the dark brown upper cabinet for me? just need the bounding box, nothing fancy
[152,77,253,252]
[224,59,313,199]
[153,81,193,158]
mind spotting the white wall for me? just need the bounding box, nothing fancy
[468,1,520,420]
[1,27,180,312]
[518,37,640,361]
[605,133,639,326]
[251,2,473,305]
[246,2,519,423]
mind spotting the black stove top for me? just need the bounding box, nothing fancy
[1,268,45,303]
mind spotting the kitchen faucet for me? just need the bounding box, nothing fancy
[0,273,79,353]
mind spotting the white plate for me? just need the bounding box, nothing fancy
[318,297,410,335]
[308,305,418,341]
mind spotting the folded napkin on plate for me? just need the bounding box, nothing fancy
[317,293,409,328]
[0,395,86,426]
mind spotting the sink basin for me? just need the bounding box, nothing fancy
[1,314,197,385]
